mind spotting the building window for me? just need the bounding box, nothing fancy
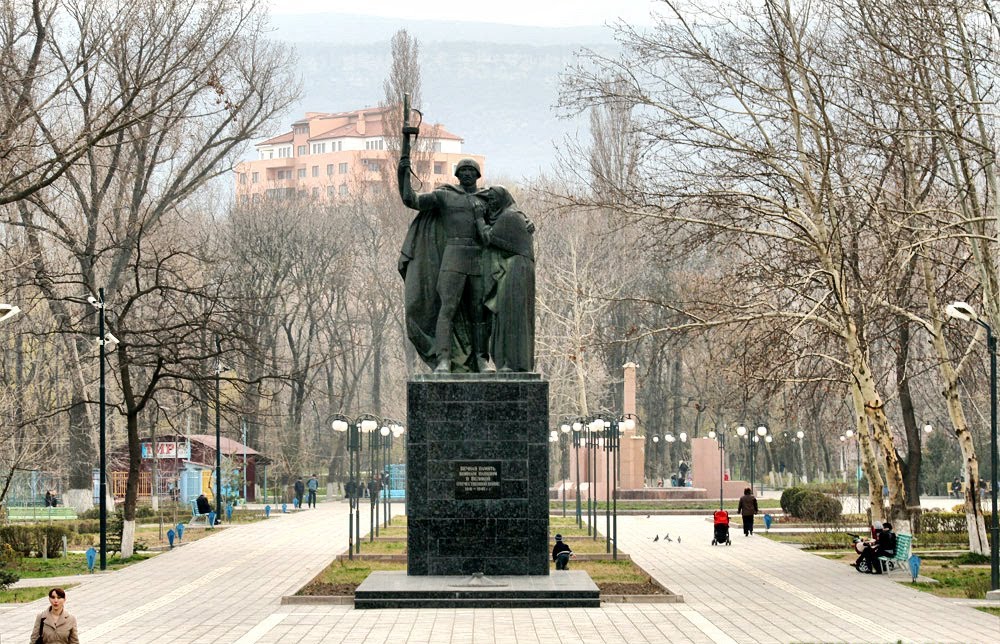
[311,142,326,154]
[312,187,320,197]
[297,168,306,179]
[239,173,247,184]
[339,184,349,196]
[433,162,444,175]
[312,165,319,177]
[278,146,290,158]
[327,186,335,197]
[365,139,384,150]
[339,162,348,174]
[327,164,334,175]
[336,141,342,151]
[297,145,307,156]
[252,172,259,183]
[416,161,429,175]
[432,141,442,152]
[371,184,383,195]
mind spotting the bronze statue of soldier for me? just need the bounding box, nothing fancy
[397,97,494,373]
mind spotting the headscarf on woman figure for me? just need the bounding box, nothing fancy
[476,185,535,372]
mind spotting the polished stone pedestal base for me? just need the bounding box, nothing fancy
[407,373,549,576]
[355,571,600,608]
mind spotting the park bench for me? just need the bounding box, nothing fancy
[187,500,211,527]
[6,507,78,521]
[879,533,913,573]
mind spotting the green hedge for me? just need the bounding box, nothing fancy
[0,525,72,557]
[779,486,842,522]
[919,511,995,534]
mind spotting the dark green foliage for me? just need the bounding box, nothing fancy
[952,552,990,565]
[779,487,842,522]
[799,491,842,522]
[0,568,18,590]
[920,512,966,533]
[781,487,809,516]
[0,542,19,590]
[0,525,71,557]
[780,487,805,513]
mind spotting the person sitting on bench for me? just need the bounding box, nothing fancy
[863,521,896,574]
[196,494,212,515]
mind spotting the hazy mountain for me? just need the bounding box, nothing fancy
[264,13,622,179]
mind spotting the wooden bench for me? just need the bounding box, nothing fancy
[188,500,211,528]
[6,507,78,521]
[879,533,912,573]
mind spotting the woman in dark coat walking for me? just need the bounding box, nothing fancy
[737,487,758,536]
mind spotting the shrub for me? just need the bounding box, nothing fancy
[780,487,802,513]
[0,569,18,591]
[781,487,809,516]
[921,512,966,533]
[0,525,72,557]
[798,491,842,523]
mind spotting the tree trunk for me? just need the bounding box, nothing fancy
[846,330,908,530]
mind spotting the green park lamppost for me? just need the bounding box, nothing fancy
[945,301,999,594]
[755,425,768,495]
[840,429,861,514]
[708,429,726,510]
[735,425,748,485]
[87,290,119,570]
[331,415,358,559]
[559,422,572,517]
[571,420,584,527]
[213,336,225,523]
[333,414,378,556]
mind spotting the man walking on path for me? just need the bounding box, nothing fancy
[306,474,319,508]
[738,486,758,536]
[293,477,305,508]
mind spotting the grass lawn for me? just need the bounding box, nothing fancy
[764,530,994,599]
[12,552,156,578]
[0,584,77,604]
[301,515,665,596]
[299,558,664,596]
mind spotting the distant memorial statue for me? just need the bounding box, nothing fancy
[397,95,535,373]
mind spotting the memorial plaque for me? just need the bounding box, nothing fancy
[454,461,502,499]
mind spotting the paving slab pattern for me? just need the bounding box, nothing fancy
[0,505,997,643]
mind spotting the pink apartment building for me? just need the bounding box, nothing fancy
[234,106,485,203]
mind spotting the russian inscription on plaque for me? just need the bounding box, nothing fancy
[454,461,502,500]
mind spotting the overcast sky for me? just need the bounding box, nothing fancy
[267,0,664,27]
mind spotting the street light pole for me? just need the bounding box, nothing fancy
[97,289,108,571]
[560,423,571,518]
[945,301,999,593]
[572,421,582,528]
[710,430,725,509]
[214,336,222,523]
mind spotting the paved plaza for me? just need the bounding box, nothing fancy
[0,502,997,643]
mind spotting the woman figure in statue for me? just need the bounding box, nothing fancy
[477,186,535,372]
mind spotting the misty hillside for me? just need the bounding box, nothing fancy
[266,13,623,179]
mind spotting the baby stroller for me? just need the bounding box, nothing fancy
[712,509,732,545]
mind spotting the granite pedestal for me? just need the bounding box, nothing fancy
[407,373,549,576]
[355,571,600,609]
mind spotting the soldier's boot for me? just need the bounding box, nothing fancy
[474,323,496,373]
[434,355,450,373]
